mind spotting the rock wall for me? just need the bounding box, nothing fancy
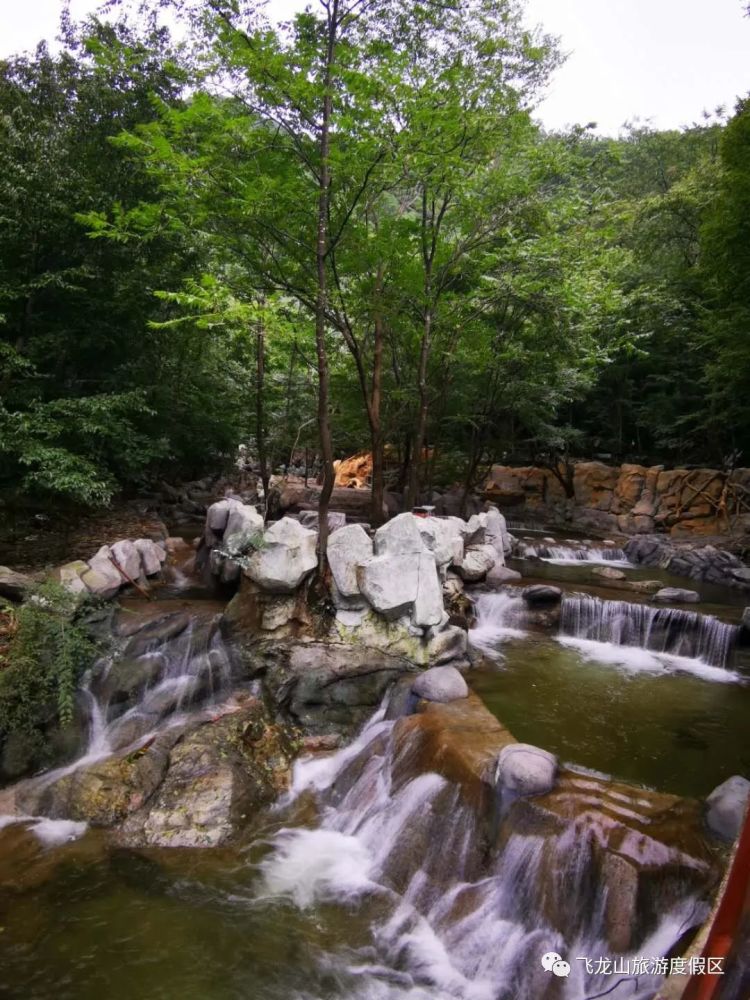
[485,462,750,538]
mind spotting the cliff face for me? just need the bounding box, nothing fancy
[484,462,750,538]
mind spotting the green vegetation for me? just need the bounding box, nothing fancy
[1,1,749,521]
[0,581,99,774]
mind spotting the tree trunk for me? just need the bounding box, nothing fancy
[314,2,338,580]
[255,307,270,504]
[369,265,386,525]
[405,307,432,509]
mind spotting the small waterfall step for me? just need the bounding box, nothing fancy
[560,594,740,668]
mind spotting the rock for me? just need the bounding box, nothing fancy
[462,514,486,546]
[412,552,445,628]
[426,624,468,666]
[495,743,557,797]
[244,517,317,593]
[412,665,468,702]
[484,507,510,558]
[456,544,496,582]
[53,560,90,596]
[358,554,419,619]
[327,524,373,598]
[373,513,426,557]
[486,565,522,585]
[298,510,346,532]
[224,503,264,555]
[442,572,465,599]
[80,547,122,599]
[0,566,33,602]
[592,566,626,580]
[521,584,562,607]
[705,775,750,842]
[206,498,234,533]
[110,540,142,581]
[653,587,700,604]
[134,538,165,577]
[417,518,464,573]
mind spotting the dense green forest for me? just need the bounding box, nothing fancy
[1,0,749,524]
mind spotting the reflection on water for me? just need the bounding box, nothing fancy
[469,630,750,798]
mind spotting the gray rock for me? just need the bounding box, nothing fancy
[486,565,522,585]
[426,625,468,666]
[417,517,464,573]
[484,507,510,559]
[495,743,557,797]
[134,538,165,577]
[206,498,234,533]
[374,513,426,557]
[456,544,496,582]
[224,503,264,555]
[412,551,445,628]
[81,547,122,599]
[705,775,750,842]
[412,665,468,702]
[111,539,143,581]
[358,554,419,618]
[652,587,700,604]
[462,513,486,546]
[592,566,626,580]
[244,517,318,593]
[327,523,373,598]
[522,584,562,607]
[0,566,33,601]
[54,560,90,597]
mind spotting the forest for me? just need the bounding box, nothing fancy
[1,0,749,522]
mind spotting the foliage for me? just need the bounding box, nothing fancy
[0,582,99,768]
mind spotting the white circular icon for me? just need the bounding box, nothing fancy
[541,951,563,972]
[552,960,571,978]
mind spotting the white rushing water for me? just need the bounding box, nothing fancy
[559,594,741,674]
[469,592,528,651]
[518,543,632,567]
[253,707,708,1000]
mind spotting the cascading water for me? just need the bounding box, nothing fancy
[255,706,710,1000]
[518,544,631,567]
[470,591,528,650]
[559,594,742,680]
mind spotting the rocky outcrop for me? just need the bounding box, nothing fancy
[625,535,750,591]
[54,538,168,600]
[484,461,750,540]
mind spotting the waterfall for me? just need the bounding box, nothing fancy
[257,712,708,1000]
[544,545,628,563]
[470,592,527,649]
[560,594,741,674]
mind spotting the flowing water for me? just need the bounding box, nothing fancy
[470,592,750,797]
[0,703,713,1000]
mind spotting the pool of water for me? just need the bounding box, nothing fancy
[468,629,750,798]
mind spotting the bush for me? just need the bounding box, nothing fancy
[0,581,100,776]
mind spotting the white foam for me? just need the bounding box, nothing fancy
[558,636,743,683]
[258,828,375,908]
[29,817,88,846]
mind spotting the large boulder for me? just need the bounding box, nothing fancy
[412,665,468,703]
[487,565,521,585]
[110,540,142,581]
[455,544,496,582]
[327,524,373,598]
[134,538,167,577]
[484,506,510,559]
[495,743,558,797]
[53,560,90,597]
[244,517,317,593]
[522,584,562,607]
[0,567,33,602]
[80,547,122,599]
[412,552,445,627]
[373,512,426,557]
[358,554,419,619]
[705,775,750,842]
[417,518,464,573]
[224,503,264,555]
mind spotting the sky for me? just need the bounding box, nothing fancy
[1,0,749,135]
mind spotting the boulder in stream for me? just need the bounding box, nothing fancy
[412,665,468,703]
[244,517,318,593]
[653,586,700,603]
[705,774,750,842]
[495,743,558,797]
